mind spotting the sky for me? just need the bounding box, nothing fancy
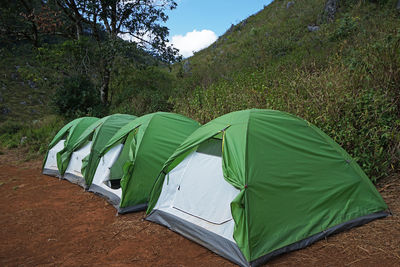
[166,0,273,58]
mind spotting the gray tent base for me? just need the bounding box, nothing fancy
[118,203,148,214]
[88,184,147,214]
[88,184,121,209]
[42,168,61,178]
[63,173,88,189]
[146,210,248,266]
[147,210,388,267]
[250,211,388,266]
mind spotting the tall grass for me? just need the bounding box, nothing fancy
[0,115,66,157]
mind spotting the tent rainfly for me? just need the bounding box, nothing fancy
[146,109,388,267]
[62,114,136,187]
[42,116,99,178]
[86,112,201,213]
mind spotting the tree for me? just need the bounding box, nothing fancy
[54,0,180,104]
[0,0,42,46]
[0,0,65,46]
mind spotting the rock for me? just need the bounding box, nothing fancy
[1,107,11,115]
[322,0,339,23]
[32,120,39,124]
[226,24,235,34]
[15,65,20,71]
[31,109,38,114]
[265,32,270,38]
[287,1,295,9]
[308,25,320,32]
[183,60,191,73]
[11,73,17,80]
[28,80,36,89]
[20,136,27,145]
[20,101,27,105]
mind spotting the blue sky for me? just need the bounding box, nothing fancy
[166,0,273,57]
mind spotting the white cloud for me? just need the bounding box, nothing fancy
[170,29,218,58]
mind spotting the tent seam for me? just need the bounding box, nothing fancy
[244,109,252,261]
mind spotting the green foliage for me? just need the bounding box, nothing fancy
[0,115,65,156]
[0,45,54,124]
[170,0,400,180]
[0,121,23,136]
[110,65,176,116]
[54,75,104,118]
[329,14,359,41]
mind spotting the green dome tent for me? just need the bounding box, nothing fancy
[87,112,201,213]
[42,116,99,177]
[146,109,388,267]
[62,114,136,187]
[79,114,137,187]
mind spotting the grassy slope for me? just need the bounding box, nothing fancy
[0,45,54,124]
[170,0,400,180]
[0,45,65,156]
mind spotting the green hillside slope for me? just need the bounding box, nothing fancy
[170,0,400,180]
[0,46,53,124]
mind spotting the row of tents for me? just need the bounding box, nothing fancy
[43,109,388,267]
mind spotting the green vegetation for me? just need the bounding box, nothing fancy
[0,115,66,157]
[1,0,399,181]
[169,0,400,180]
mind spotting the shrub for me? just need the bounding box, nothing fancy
[329,14,359,41]
[53,74,104,118]
[110,65,175,116]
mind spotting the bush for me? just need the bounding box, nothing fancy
[329,14,359,41]
[53,74,104,118]
[110,66,175,116]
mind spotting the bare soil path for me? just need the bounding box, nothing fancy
[0,149,399,266]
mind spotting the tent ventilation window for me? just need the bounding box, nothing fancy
[196,138,222,157]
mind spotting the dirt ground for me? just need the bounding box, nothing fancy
[0,149,399,267]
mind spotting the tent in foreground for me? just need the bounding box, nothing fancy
[42,116,99,178]
[86,112,201,213]
[146,109,388,267]
[62,114,136,187]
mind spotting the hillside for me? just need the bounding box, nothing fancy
[0,0,399,180]
[169,0,400,180]
[0,45,53,124]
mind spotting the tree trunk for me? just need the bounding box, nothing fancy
[76,23,81,40]
[100,66,111,104]
[31,22,39,47]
